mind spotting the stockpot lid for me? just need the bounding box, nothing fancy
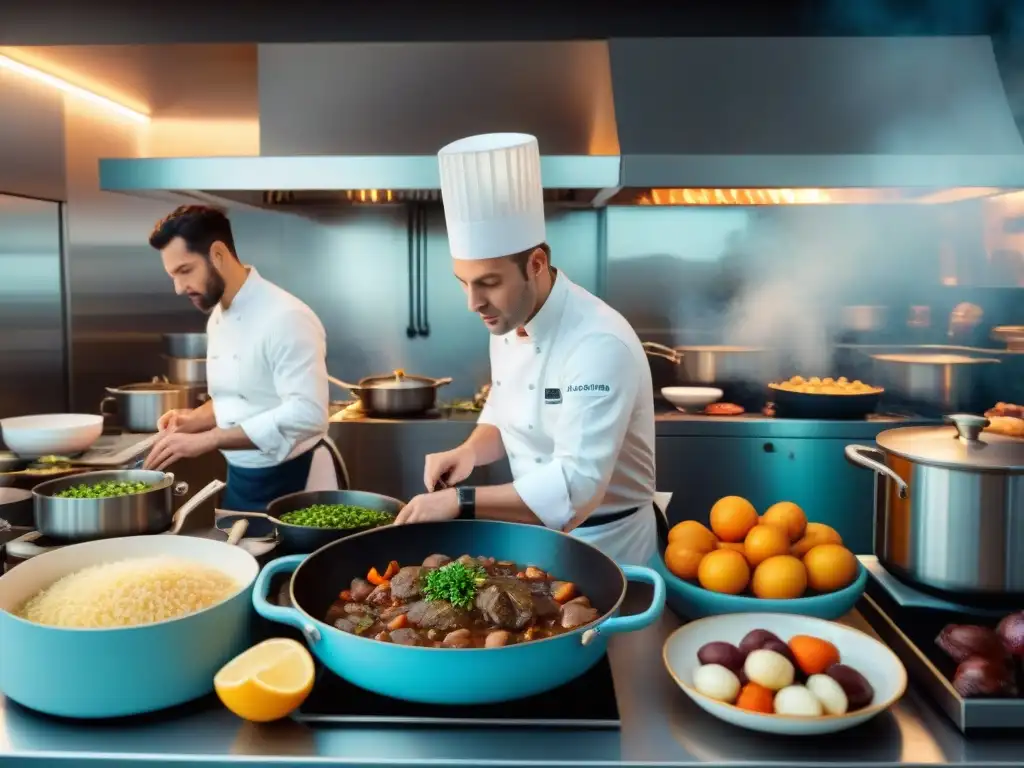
[876,414,1024,472]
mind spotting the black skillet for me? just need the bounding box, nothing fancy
[768,385,883,420]
[216,489,405,555]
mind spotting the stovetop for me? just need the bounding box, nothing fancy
[292,654,620,729]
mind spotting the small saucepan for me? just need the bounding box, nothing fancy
[330,372,453,417]
[215,489,405,554]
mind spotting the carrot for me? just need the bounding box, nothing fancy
[788,635,841,676]
[524,566,546,580]
[366,567,387,586]
[552,582,577,603]
[387,614,409,631]
[736,682,774,713]
[383,560,400,580]
[338,590,353,601]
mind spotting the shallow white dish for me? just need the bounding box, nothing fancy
[663,613,906,735]
[661,387,724,411]
[0,413,104,458]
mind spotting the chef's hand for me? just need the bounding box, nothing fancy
[157,408,195,433]
[143,430,217,471]
[393,488,459,525]
[423,446,474,491]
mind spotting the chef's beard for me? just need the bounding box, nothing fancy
[189,269,225,312]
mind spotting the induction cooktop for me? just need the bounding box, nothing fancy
[292,654,621,729]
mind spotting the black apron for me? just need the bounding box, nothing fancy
[220,438,342,513]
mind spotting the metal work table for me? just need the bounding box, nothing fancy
[1,587,1021,767]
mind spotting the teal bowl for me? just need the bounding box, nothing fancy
[649,553,868,621]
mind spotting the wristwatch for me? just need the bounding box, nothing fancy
[456,486,476,520]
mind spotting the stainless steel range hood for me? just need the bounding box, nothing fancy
[99,38,1024,210]
[610,36,1024,191]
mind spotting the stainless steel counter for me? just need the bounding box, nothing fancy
[1,589,1021,767]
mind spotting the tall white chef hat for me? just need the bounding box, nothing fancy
[437,132,546,261]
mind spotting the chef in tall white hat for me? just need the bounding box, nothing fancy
[393,132,665,565]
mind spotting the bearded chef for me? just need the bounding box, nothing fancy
[393,133,666,565]
[143,205,344,511]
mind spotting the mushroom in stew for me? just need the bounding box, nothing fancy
[326,554,599,647]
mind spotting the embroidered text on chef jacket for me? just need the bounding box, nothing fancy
[478,270,656,529]
[205,267,329,469]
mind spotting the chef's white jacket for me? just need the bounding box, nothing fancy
[479,271,658,565]
[206,267,329,469]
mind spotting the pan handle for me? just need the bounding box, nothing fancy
[252,554,322,645]
[225,519,249,546]
[580,564,666,646]
[166,479,226,534]
[5,531,52,559]
[431,377,453,387]
[844,445,908,499]
[328,375,361,394]
[642,341,682,364]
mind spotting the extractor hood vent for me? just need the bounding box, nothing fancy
[609,36,1024,190]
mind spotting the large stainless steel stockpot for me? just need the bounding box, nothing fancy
[163,332,207,358]
[845,414,1024,597]
[333,372,453,416]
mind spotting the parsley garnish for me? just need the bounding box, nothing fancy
[422,562,486,609]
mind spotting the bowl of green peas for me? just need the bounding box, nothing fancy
[218,489,405,554]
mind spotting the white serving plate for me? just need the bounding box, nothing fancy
[661,387,724,411]
[663,613,907,735]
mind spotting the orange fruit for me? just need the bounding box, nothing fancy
[761,501,807,542]
[788,635,841,676]
[709,496,759,543]
[803,544,859,593]
[667,520,718,553]
[717,541,746,555]
[750,555,808,600]
[735,682,775,713]
[790,523,843,558]
[697,549,751,595]
[663,543,707,580]
[743,524,791,567]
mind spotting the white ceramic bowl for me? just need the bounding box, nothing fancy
[0,413,104,458]
[661,387,724,411]
[663,613,906,735]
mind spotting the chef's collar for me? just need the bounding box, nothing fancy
[518,269,568,342]
[222,266,260,314]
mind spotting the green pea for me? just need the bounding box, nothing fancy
[279,504,393,530]
[54,480,152,499]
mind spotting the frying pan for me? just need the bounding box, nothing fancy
[252,519,665,705]
[768,385,882,420]
[215,489,404,554]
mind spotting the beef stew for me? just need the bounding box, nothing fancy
[327,553,599,648]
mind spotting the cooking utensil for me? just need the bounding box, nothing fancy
[845,414,1024,597]
[163,332,207,359]
[870,353,1001,414]
[0,488,32,528]
[0,413,104,458]
[643,342,771,385]
[663,613,906,735]
[215,489,404,554]
[0,531,258,718]
[31,470,223,542]
[330,372,453,417]
[252,519,665,705]
[101,379,191,433]
[768,386,882,420]
[163,355,206,385]
[661,387,723,412]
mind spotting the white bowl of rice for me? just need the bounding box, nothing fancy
[0,534,259,719]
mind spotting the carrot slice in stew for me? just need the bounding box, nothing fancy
[552,582,577,603]
[366,567,386,585]
[383,560,400,580]
[338,590,353,601]
[387,614,409,630]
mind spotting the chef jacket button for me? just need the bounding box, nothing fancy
[504,338,509,345]
[528,424,533,430]
[233,354,239,360]
[528,384,535,390]
[535,457,543,463]
[496,381,501,386]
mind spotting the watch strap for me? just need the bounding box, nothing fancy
[456,486,476,519]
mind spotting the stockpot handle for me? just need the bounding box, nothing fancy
[431,377,454,387]
[253,554,322,646]
[642,341,681,364]
[580,564,666,646]
[99,396,117,417]
[844,444,908,500]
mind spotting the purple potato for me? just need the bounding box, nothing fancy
[696,641,746,675]
[826,663,875,711]
[952,656,1017,698]
[738,629,784,657]
[936,624,1006,664]
[996,611,1024,658]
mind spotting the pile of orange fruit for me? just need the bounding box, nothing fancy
[663,497,859,599]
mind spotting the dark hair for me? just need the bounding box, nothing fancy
[148,205,237,259]
[509,243,551,278]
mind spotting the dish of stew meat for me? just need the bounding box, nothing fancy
[327,554,599,648]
